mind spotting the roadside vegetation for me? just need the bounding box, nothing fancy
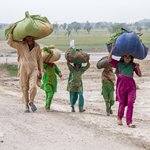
[0,20,150,51]
[0,64,18,76]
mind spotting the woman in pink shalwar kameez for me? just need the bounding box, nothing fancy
[108,52,142,128]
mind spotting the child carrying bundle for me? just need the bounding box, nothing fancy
[41,45,62,111]
[66,41,90,112]
[97,57,115,116]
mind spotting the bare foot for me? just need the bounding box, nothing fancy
[107,113,110,116]
[79,108,86,113]
[128,124,136,128]
[71,107,75,112]
[117,119,123,126]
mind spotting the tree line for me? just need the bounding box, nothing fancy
[1,19,150,37]
[53,19,150,36]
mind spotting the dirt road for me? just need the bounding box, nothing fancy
[0,85,149,150]
[0,60,150,150]
[0,42,150,149]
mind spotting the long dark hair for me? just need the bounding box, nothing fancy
[119,55,134,63]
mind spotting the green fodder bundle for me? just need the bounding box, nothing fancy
[65,48,89,64]
[5,11,53,41]
[42,45,61,63]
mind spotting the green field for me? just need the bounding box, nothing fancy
[0,64,18,76]
[37,29,111,51]
[0,28,150,52]
[0,29,5,40]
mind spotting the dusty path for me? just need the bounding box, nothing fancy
[0,83,149,150]
[0,48,150,149]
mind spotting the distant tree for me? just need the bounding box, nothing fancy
[94,22,107,29]
[144,22,150,31]
[107,26,113,35]
[62,23,67,30]
[0,24,8,29]
[134,22,143,33]
[111,23,129,33]
[94,22,101,29]
[70,22,81,33]
[84,21,92,34]
[136,26,143,33]
[53,23,59,34]
[65,25,72,37]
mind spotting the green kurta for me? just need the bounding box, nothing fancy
[117,62,134,77]
[67,63,90,92]
[101,69,115,114]
[41,63,61,92]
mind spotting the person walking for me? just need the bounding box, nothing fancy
[8,33,43,112]
[101,66,115,116]
[41,58,62,111]
[66,55,90,112]
[108,51,142,128]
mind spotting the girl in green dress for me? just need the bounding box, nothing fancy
[41,56,62,111]
[66,56,90,112]
[101,66,115,116]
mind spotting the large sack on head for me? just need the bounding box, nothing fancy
[65,48,90,63]
[112,32,148,59]
[106,29,126,52]
[50,49,61,62]
[42,46,61,63]
[41,46,53,62]
[107,31,148,60]
[5,11,53,41]
[97,56,110,69]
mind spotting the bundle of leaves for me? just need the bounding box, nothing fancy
[106,30,125,45]
[42,46,53,53]
[65,48,89,63]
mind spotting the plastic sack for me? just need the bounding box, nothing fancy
[111,32,148,60]
[5,11,53,41]
[65,48,90,64]
[97,56,110,69]
[42,46,61,63]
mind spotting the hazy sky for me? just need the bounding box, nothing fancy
[0,0,150,24]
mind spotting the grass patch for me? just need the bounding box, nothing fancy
[0,29,6,40]
[3,64,18,76]
[37,29,110,51]
[36,29,150,51]
[0,28,150,51]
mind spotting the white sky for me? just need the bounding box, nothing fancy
[0,0,150,24]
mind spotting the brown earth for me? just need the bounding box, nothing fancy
[0,41,150,150]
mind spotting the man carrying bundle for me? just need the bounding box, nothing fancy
[6,11,53,113]
[7,33,43,113]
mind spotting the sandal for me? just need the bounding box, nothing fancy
[128,124,136,128]
[71,107,75,112]
[117,119,123,126]
[24,105,30,113]
[110,109,113,114]
[29,102,37,112]
[44,108,50,112]
[79,108,86,113]
[107,113,110,116]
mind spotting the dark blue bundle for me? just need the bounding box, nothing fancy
[111,32,148,60]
